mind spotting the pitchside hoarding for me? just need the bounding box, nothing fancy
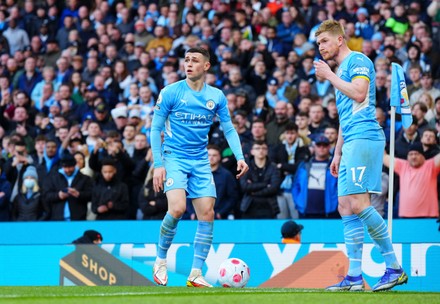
[0,220,438,290]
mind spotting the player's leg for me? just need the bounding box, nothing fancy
[346,140,407,291]
[327,145,364,291]
[186,159,216,287]
[186,196,215,287]
[153,189,187,286]
[154,158,189,286]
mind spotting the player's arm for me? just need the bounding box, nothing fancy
[314,59,369,103]
[217,93,249,178]
[328,73,369,103]
[151,113,167,192]
[330,125,344,177]
[151,89,172,192]
[151,113,166,168]
[220,120,249,179]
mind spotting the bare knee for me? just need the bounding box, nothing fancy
[346,194,371,215]
[198,208,214,221]
[168,205,186,218]
[166,189,187,218]
[338,194,371,215]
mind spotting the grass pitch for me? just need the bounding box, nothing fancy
[0,286,439,304]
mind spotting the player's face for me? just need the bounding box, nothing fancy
[316,32,341,61]
[184,52,210,81]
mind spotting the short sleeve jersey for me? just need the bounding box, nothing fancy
[335,51,385,142]
[153,80,231,159]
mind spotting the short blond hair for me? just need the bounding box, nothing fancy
[315,20,345,38]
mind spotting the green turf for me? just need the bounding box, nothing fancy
[0,286,439,304]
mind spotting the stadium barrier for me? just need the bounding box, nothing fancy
[0,219,438,291]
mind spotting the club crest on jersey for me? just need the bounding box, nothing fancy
[206,100,215,110]
[165,178,174,187]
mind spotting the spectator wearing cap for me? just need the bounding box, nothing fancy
[73,230,103,244]
[371,32,384,55]
[384,143,440,218]
[43,153,93,221]
[12,165,49,221]
[93,102,117,133]
[354,8,373,39]
[292,135,339,218]
[134,20,154,50]
[110,104,129,132]
[128,109,142,130]
[281,220,304,244]
[265,77,288,109]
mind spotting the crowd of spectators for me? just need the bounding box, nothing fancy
[0,0,439,221]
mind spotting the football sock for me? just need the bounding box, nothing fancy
[342,215,364,277]
[358,206,400,269]
[192,220,214,270]
[157,212,180,259]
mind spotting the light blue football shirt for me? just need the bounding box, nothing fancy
[335,51,385,142]
[152,80,241,165]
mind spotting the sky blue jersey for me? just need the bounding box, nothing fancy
[151,80,242,166]
[335,51,385,142]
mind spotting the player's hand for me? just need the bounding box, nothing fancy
[236,160,249,179]
[314,60,333,79]
[153,167,166,193]
[330,154,341,177]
